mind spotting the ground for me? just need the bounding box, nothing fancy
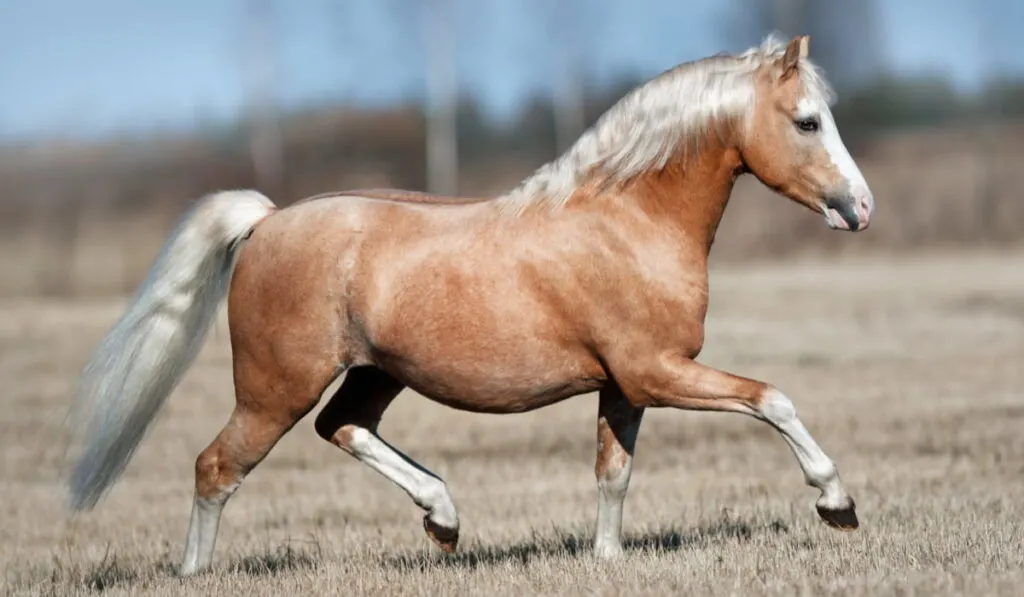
[2,249,1023,596]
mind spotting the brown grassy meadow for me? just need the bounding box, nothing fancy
[2,248,1023,596]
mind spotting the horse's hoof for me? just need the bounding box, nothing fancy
[816,501,859,531]
[423,516,459,553]
[593,542,625,560]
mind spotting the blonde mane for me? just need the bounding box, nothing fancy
[496,34,835,216]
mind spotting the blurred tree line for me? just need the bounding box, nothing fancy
[3,0,1024,296]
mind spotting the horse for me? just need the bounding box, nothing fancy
[64,34,874,576]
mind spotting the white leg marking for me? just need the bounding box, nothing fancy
[594,407,642,559]
[759,388,851,512]
[180,483,237,576]
[347,428,458,532]
[595,443,632,559]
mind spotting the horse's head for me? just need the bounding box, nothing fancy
[742,36,874,232]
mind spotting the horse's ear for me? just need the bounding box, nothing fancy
[781,35,809,80]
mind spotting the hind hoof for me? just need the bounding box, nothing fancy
[423,516,459,553]
[816,501,859,531]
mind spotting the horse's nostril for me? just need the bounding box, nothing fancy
[856,191,874,216]
[854,196,873,231]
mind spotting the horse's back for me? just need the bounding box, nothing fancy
[296,188,496,207]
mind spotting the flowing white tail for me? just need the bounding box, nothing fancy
[65,190,275,511]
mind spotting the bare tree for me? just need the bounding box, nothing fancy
[244,0,284,197]
[550,0,586,155]
[424,0,459,196]
[973,0,1001,231]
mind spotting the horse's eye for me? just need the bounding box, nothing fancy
[795,117,820,133]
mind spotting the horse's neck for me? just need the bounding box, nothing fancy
[619,144,743,257]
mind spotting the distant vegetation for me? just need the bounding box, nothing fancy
[1,71,1022,296]
[195,72,1024,174]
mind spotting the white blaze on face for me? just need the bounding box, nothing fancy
[797,97,870,198]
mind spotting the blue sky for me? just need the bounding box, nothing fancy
[1,0,1021,142]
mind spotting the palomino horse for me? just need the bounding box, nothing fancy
[65,34,874,576]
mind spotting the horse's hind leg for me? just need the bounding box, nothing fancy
[180,353,334,576]
[314,366,460,552]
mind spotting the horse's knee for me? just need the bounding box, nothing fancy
[314,414,366,460]
[596,443,632,498]
[314,367,402,443]
[313,409,340,443]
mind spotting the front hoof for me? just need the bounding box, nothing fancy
[423,516,459,553]
[816,500,859,531]
[178,564,208,578]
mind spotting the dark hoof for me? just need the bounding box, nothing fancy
[423,516,459,553]
[816,501,859,531]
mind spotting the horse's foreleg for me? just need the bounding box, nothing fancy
[618,357,857,530]
[314,367,461,552]
[593,383,644,558]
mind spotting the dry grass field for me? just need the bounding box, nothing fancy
[2,249,1023,596]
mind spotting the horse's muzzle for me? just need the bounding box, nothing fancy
[824,191,873,232]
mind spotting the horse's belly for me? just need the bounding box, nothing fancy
[374,341,606,413]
